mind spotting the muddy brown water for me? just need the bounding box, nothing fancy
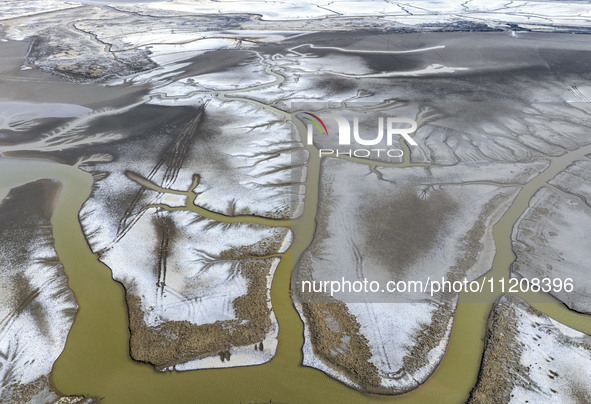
[1,34,591,403]
[1,143,588,404]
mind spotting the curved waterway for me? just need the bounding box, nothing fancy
[20,141,589,403]
[2,39,590,404]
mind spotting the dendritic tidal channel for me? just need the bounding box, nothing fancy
[1,1,591,403]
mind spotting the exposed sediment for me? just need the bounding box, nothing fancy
[126,253,282,370]
[470,295,591,403]
[294,158,548,394]
[512,163,591,313]
[74,100,297,370]
[3,2,591,399]
[0,180,83,403]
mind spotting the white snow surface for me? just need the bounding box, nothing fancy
[139,0,591,29]
[296,157,549,392]
[512,185,591,313]
[0,184,77,402]
[505,296,591,404]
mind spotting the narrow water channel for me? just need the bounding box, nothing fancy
[43,140,591,403]
[2,34,590,404]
